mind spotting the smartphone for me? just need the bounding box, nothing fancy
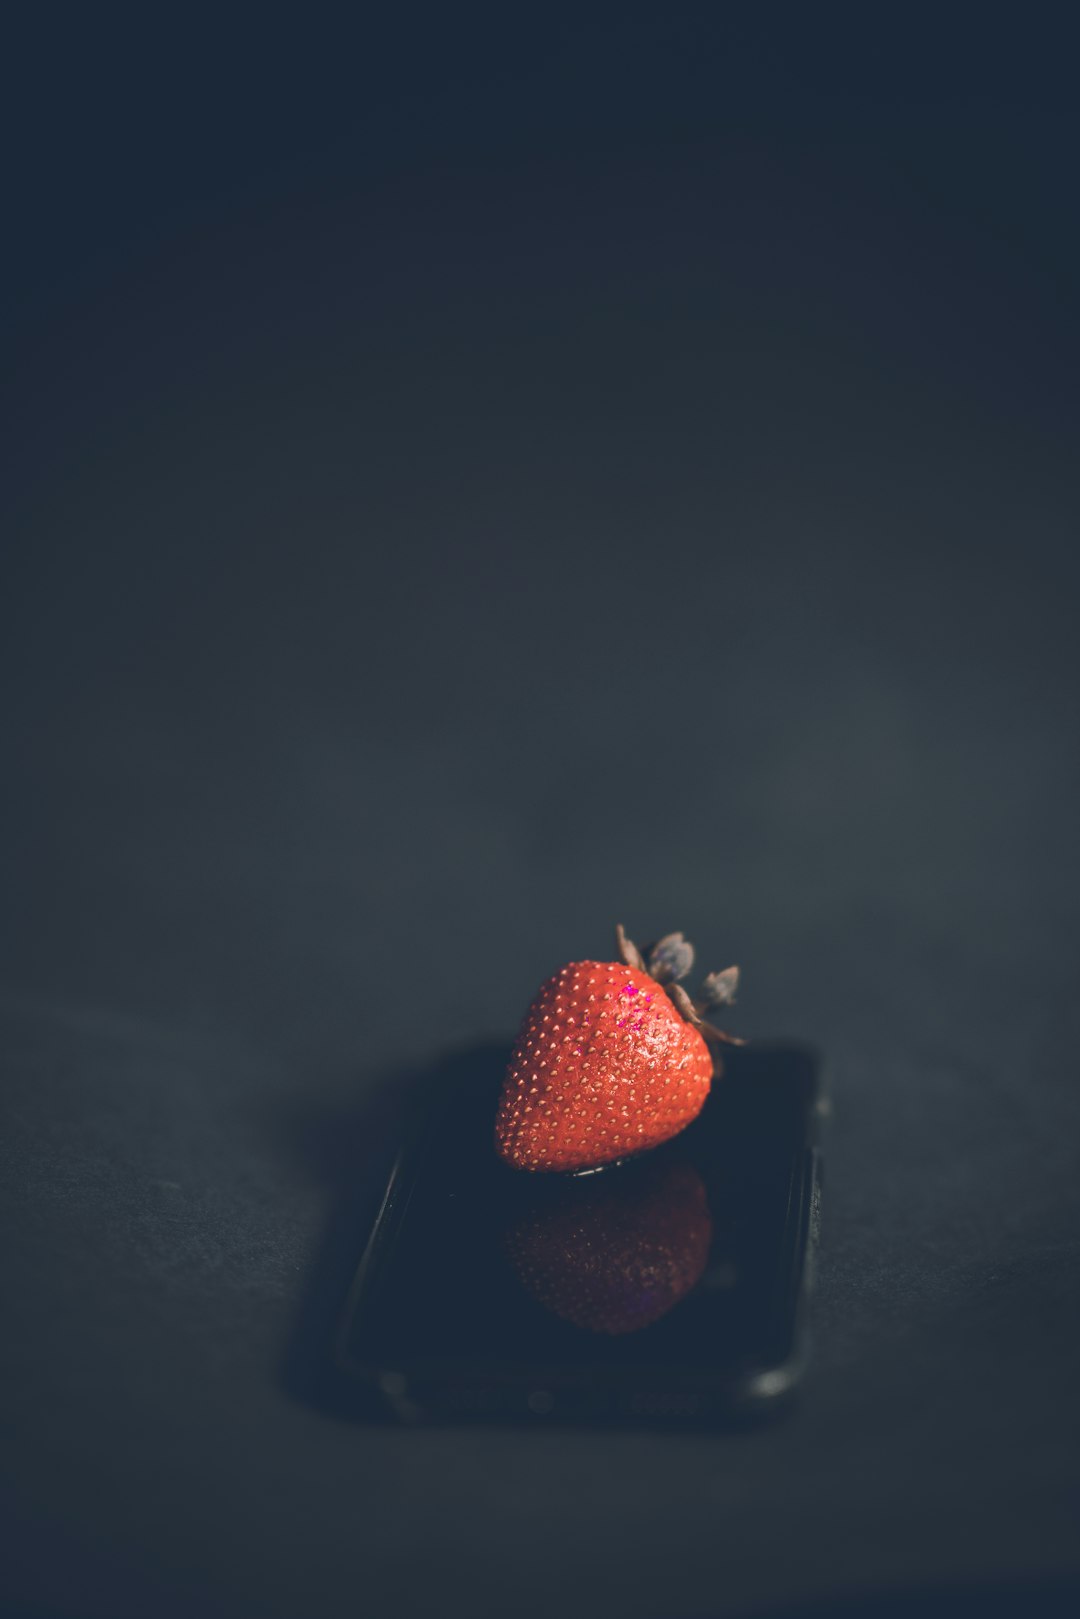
[328,1040,822,1428]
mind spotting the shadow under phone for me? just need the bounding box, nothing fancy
[324,1041,822,1429]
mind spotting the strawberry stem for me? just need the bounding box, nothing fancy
[616,925,745,1051]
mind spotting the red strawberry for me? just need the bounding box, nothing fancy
[504,1160,713,1334]
[494,924,742,1174]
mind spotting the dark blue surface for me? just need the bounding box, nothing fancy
[2,12,1079,1617]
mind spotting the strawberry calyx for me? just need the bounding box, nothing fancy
[614,923,745,1056]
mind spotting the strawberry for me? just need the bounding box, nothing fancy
[494,924,742,1174]
[504,1159,713,1334]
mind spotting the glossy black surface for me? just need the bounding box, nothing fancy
[333,1045,819,1425]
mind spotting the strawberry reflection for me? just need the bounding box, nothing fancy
[504,1159,712,1335]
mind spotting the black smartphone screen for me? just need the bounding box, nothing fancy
[331,1042,822,1427]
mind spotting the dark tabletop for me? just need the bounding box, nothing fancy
[2,13,1079,1618]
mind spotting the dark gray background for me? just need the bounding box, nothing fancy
[2,11,1079,1617]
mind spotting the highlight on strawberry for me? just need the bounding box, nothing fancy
[494,924,744,1174]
